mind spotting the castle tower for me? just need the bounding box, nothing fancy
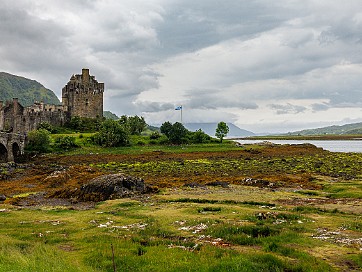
[62,69,104,119]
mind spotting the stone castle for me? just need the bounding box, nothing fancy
[0,69,104,134]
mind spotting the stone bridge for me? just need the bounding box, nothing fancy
[0,132,26,162]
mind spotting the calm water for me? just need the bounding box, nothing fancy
[235,140,362,153]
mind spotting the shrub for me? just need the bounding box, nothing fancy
[65,116,103,132]
[26,129,51,152]
[37,122,53,132]
[53,136,79,150]
[189,129,211,143]
[137,140,146,146]
[150,131,161,139]
[92,119,130,147]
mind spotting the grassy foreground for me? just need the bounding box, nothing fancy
[1,142,362,271]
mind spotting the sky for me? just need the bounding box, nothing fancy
[1,0,362,134]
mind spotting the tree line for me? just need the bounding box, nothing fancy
[26,116,229,152]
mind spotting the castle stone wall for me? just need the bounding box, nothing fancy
[62,68,104,118]
[0,68,104,134]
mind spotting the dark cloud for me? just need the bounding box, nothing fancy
[1,0,362,133]
[155,0,293,56]
[0,5,71,70]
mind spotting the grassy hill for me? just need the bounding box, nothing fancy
[286,122,362,135]
[103,110,119,120]
[0,72,60,106]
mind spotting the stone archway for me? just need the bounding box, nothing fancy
[12,142,21,163]
[0,143,7,162]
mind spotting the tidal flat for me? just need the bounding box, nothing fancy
[0,143,361,271]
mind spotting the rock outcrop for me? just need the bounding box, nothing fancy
[51,173,153,202]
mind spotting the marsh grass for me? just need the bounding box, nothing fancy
[61,140,240,156]
[0,172,359,271]
[167,197,275,207]
[292,206,345,215]
[198,206,222,213]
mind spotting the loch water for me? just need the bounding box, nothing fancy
[235,140,362,153]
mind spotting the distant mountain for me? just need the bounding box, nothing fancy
[103,111,119,120]
[286,122,362,135]
[184,123,255,137]
[0,72,60,106]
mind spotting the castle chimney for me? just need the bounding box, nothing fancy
[82,68,90,84]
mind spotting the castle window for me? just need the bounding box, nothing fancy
[85,99,89,106]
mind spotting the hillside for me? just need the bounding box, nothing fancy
[103,111,119,120]
[184,122,254,137]
[286,122,362,135]
[0,72,60,106]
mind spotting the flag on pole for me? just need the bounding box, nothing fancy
[175,105,183,123]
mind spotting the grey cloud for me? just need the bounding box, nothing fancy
[155,0,293,56]
[0,6,71,70]
[134,101,175,112]
[1,0,362,133]
[311,103,330,112]
[185,89,258,110]
[268,103,307,115]
[329,89,362,106]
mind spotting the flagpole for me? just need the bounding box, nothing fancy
[175,105,183,123]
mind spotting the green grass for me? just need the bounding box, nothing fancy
[1,182,354,272]
[323,181,362,199]
[3,141,362,271]
[48,133,240,155]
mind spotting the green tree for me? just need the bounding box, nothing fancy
[26,129,51,152]
[169,122,188,144]
[118,115,147,135]
[160,121,173,138]
[190,129,210,143]
[38,122,54,133]
[215,122,229,143]
[118,115,128,126]
[128,115,147,135]
[66,116,103,132]
[92,119,130,147]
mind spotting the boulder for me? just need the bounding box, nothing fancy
[76,173,148,202]
[0,194,6,201]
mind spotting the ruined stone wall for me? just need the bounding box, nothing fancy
[22,111,65,133]
[0,99,66,134]
[0,99,24,132]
